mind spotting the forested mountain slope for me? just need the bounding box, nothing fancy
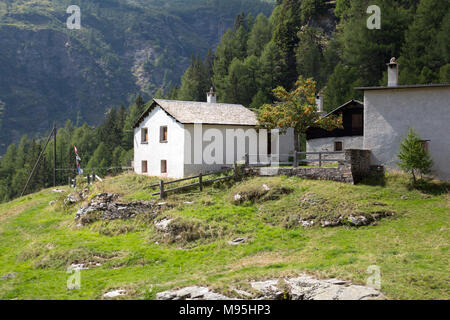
[0,0,274,153]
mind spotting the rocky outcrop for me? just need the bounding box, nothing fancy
[156,275,386,300]
[75,193,163,225]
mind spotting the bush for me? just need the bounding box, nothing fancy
[397,128,433,184]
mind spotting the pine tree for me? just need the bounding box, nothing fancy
[397,128,434,183]
[247,14,272,57]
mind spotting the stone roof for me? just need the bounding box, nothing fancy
[134,99,258,128]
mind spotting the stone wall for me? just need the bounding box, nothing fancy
[245,149,373,184]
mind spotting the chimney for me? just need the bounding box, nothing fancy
[315,93,324,114]
[207,87,216,103]
[387,57,399,87]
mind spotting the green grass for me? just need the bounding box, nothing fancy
[0,172,448,300]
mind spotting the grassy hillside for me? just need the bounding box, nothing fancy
[0,0,274,152]
[0,173,448,300]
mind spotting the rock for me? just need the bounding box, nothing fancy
[183,201,194,204]
[251,280,284,300]
[64,193,78,205]
[233,288,253,298]
[75,193,161,224]
[228,237,248,245]
[234,194,242,201]
[52,189,65,193]
[155,275,385,301]
[103,289,126,298]
[321,220,340,227]
[156,286,232,300]
[300,220,315,227]
[49,201,56,206]
[68,264,89,271]
[373,202,387,206]
[1,273,16,280]
[401,195,409,200]
[262,184,271,191]
[348,215,369,226]
[154,219,173,232]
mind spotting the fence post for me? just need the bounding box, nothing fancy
[199,173,203,192]
[87,174,90,185]
[159,180,165,200]
[319,153,322,167]
[293,152,298,168]
[233,163,238,181]
[68,177,71,187]
[93,172,96,182]
[245,153,249,167]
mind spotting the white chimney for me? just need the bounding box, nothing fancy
[207,87,216,103]
[315,93,324,114]
[387,57,399,87]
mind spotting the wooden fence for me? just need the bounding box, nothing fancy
[149,165,240,199]
[245,152,347,168]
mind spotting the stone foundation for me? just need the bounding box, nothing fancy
[245,149,373,184]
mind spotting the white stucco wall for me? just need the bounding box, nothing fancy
[183,124,269,176]
[306,136,364,161]
[278,128,295,162]
[134,106,185,178]
[363,87,450,180]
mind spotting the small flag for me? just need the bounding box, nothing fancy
[74,145,83,175]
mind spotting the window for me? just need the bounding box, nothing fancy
[335,141,343,152]
[352,113,363,131]
[420,140,430,152]
[160,126,168,142]
[161,160,167,174]
[142,161,148,173]
[141,128,148,143]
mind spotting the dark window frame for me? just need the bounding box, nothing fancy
[141,128,149,144]
[334,141,343,152]
[160,126,168,143]
[161,160,167,174]
[142,160,148,173]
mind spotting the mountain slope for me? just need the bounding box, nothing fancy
[0,0,274,153]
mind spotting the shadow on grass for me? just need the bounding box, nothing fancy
[410,179,450,196]
[359,173,387,187]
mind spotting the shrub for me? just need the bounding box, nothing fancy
[397,128,433,184]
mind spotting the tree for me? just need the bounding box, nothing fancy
[247,14,272,57]
[257,76,343,152]
[397,128,433,184]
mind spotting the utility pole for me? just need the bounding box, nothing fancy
[53,122,57,187]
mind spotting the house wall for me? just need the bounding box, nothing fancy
[306,136,364,161]
[278,128,295,162]
[134,106,185,178]
[183,124,269,177]
[363,87,450,180]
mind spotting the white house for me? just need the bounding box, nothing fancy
[306,59,450,180]
[133,89,295,178]
[356,59,450,180]
[306,99,364,161]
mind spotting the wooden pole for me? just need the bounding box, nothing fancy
[293,152,298,168]
[159,180,165,199]
[319,153,322,167]
[199,173,203,192]
[245,153,249,167]
[53,122,57,187]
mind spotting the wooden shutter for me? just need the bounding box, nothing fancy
[161,160,167,174]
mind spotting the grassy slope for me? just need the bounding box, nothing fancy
[0,173,448,300]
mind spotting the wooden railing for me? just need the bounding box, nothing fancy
[149,165,239,199]
[244,151,346,168]
[293,151,346,168]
